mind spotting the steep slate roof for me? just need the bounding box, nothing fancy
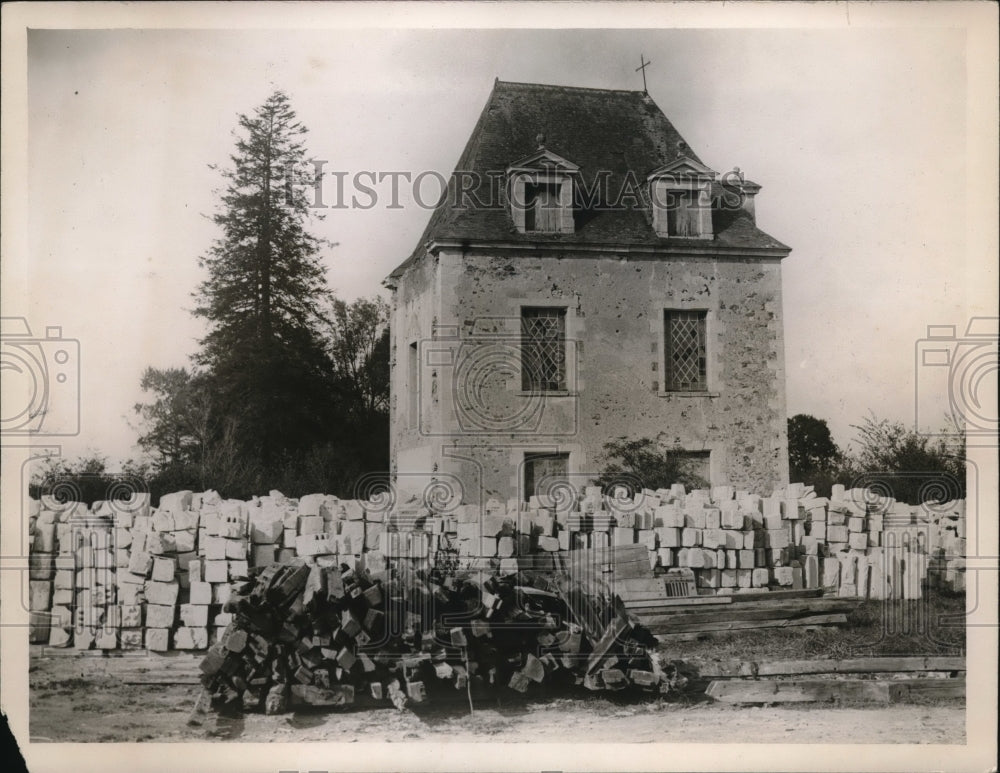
[388,80,789,281]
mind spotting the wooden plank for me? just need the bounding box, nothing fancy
[706,678,892,704]
[650,614,847,637]
[623,595,732,610]
[124,674,202,685]
[635,599,857,626]
[615,578,665,591]
[635,599,856,627]
[585,615,629,674]
[609,558,654,570]
[656,626,829,643]
[692,656,967,678]
[635,595,848,615]
[887,678,965,701]
[611,555,653,566]
[756,656,965,677]
[638,595,857,613]
[620,595,670,605]
[706,676,965,704]
[729,588,824,603]
[647,613,847,635]
[617,589,667,597]
[612,565,655,581]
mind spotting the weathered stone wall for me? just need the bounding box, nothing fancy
[388,251,442,494]
[390,248,788,504]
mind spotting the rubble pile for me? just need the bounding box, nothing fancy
[198,556,671,714]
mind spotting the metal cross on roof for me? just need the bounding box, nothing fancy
[636,54,652,93]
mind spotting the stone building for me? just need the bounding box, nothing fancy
[384,80,791,506]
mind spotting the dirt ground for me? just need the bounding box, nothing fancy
[27,651,964,744]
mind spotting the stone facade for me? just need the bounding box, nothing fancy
[385,80,792,504]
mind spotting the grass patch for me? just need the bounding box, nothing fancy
[661,589,965,662]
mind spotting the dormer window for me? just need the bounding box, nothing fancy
[523,181,561,232]
[648,156,717,239]
[507,148,578,234]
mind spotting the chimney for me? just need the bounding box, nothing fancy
[725,167,760,223]
[739,180,761,223]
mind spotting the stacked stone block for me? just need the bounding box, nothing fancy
[26,479,967,652]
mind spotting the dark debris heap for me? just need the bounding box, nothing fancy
[197,558,682,715]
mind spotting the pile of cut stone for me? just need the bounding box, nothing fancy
[197,556,674,715]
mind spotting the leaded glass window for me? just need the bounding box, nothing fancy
[665,310,707,391]
[521,307,566,391]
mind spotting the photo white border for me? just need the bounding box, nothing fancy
[2,2,996,772]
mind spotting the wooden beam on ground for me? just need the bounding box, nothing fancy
[652,614,847,639]
[635,595,848,616]
[706,677,965,704]
[623,595,731,610]
[886,678,966,701]
[634,599,858,627]
[728,588,824,603]
[753,656,964,677]
[707,678,889,703]
[124,673,203,685]
[615,578,665,592]
[647,612,847,635]
[656,624,836,642]
[691,656,966,678]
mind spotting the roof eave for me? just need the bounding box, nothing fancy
[424,238,792,260]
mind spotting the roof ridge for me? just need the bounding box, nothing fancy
[494,79,645,96]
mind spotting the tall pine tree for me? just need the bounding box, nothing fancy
[194,91,334,467]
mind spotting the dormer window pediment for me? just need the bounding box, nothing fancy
[648,156,717,180]
[648,156,717,239]
[508,148,580,174]
[508,148,578,234]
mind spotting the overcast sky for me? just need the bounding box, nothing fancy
[8,6,997,466]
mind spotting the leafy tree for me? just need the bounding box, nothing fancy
[327,296,390,420]
[29,453,153,506]
[594,435,710,493]
[193,90,335,466]
[324,295,391,477]
[132,366,212,469]
[128,92,397,499]
[840,414,966,503]
[788,414,842,483]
